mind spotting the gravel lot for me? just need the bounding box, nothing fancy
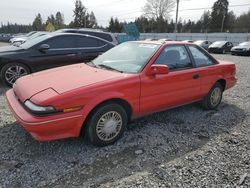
[0,46,249,187]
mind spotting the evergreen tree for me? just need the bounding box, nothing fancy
[32,13,43,31]
[210,0,229,32]
[55,12,65,29]
[73,0,88,28]
[89,11,97,28]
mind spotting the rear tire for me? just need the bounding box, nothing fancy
[85,103,128,146]
[1,63,30,87]
[202,83,223,110]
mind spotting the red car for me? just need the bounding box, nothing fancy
[6,41,237,146]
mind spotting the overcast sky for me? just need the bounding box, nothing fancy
[0,0,249,27]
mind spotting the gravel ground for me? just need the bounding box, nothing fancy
[0,53,249,188]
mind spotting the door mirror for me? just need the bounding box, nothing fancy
[147,65,169,76]
[39,44,50,52]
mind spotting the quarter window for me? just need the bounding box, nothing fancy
[188,46,214,67]
[154,45,192,70]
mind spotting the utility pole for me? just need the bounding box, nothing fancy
[175,0,180,33]
[221,11,226,32]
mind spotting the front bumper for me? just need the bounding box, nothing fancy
[231,50,250,56]
[6,89,84,141]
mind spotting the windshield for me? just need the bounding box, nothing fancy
[92,42,160,73]
[211,41,227,47]
[239,42,250,46]
[19,34,51,49]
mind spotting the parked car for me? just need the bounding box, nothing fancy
[13,32,49,46]
[9,31,37,44]
[208,41,233,54]
[6,41,237,146]
[182,40,194,43]
[56,28,118,45]
[231,42,250,56]
[194,40,211,50]
[0,33,115,86]
[158,38,173,41]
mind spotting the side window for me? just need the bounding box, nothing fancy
[154,45,192,70]
[188,46,214,67]
[76,36,105,48]
[46,36,76,49]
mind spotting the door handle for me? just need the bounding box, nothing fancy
[193,74,200,79]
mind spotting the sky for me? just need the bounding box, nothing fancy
[0,0,249,27]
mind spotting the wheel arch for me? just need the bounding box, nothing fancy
[216,79,226,91]
[80,98,133,135]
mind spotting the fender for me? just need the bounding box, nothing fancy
[75,91,139,134]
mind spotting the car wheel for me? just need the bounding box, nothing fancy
[1,63,30,87]
[86,103,128,146]
[202,83,223,110]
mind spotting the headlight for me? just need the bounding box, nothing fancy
[24,100,82,116]
[24,100,60,115]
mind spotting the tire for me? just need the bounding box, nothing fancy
[202,83,223,110]
[0,63,30,87]
[85,103,128,146]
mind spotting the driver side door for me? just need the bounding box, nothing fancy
[140,45,201,114]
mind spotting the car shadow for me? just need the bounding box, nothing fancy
[0,101,246,187]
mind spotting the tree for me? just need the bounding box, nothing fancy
[143,0,176,20]
[88,11,97,28]
[55,12,65,29]
[73,0,88,27]
[32,13,43,31]
[210,0,229,32]
[45,22,55,32]
[200,11,211,33]
[108,17,122,33]
[234,10,250,33]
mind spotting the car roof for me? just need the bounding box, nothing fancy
[48,32,115,45]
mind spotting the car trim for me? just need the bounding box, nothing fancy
[22,115,84,125]
[44,44,108,51]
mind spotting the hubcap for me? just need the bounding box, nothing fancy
[210,87,222,107]
[5,66,28,85]
[96,111,122,141]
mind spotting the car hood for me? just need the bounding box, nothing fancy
[0,46,23,53]
[14,63,128,102]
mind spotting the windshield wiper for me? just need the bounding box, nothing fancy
[86,61,97,67]
[97,64,123,73]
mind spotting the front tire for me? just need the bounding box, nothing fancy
[202,83,223,110]
[86,103,128,146]
[1,63,30,87]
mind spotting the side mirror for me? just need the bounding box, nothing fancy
[39,44,50,52]
[147,64,169,76]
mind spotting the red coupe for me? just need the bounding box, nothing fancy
[6,41,237,146]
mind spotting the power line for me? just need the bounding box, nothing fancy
[98,3,250,22]
[179,3,250,12]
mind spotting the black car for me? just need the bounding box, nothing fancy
[231,42,250,56]
[208,41,233,54]
[56,28,118,45]
[0,33,115,86]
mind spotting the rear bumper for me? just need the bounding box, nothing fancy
[6,89,84,141]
